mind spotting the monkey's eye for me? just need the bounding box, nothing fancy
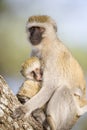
[39,27,45,33]
[28,26,45,33]
[28,27,35,33]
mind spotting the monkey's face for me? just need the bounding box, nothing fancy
[24,67,42,81]
[26,15,57,47]
[27,68,42,81]
[34,68,43,81]
[27,26,45,46]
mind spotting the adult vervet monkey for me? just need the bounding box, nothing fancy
[13,15,87,130]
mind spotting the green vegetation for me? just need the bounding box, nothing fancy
[0,16,30,76]
[71,48,87,72]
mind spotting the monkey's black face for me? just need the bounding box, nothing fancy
[28,26,45,45]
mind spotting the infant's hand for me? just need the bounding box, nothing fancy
[12,105,27,119]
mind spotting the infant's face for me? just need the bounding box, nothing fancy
[33,68,43,81]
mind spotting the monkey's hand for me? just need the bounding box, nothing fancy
[12,105,28,119]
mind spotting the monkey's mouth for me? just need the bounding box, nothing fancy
[30,38,42,45]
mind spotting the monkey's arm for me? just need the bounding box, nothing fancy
[13,82,54,118]
[25,85,54,115]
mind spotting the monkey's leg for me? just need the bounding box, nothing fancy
[46,86,77,130]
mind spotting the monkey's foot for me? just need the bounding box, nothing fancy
[12,105,27,119]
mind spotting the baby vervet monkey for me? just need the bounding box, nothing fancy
[17,57,42,103]
[20,56,42,81]
[13,15,87,130]
[17,57,48,128]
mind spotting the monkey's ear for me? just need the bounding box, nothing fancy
[49,17,57,32]
[53,23,57,32]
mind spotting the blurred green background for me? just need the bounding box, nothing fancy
[0,0,87,93]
